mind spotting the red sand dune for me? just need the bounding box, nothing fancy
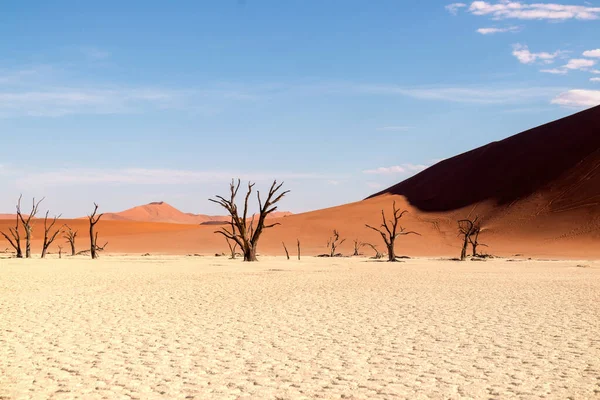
[99,202,225,224]
[90,202,292,225]
[1,106,599,259]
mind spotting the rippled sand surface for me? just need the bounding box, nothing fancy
[1,255,599,399]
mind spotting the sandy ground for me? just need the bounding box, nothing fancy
[1,255,599,399]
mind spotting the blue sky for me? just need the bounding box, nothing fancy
[1,0,599,216]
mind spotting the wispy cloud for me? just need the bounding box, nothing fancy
[552,90,600,107]
[0,62,573,117]
[0,64,260,117]
[0,87,192,117]
[0,66,53,85]
[540,68,568,75]
[583,49,600,58]
[377,126,413,132]
[7,167,329,187]
[591,78,600,83]
[468,1,600,21]
[446,3,468,15]
[81,47,111,60]
[363,164,428,175]
[358,84,564,104]
[477,26,520,34]
[512,44,560,65]
[366,182,383,189]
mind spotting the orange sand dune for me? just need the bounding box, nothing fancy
[1,106,599,259]
[99,202,225,224]
[96,201,292,224]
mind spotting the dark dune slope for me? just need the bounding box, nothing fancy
[368,105,600,213]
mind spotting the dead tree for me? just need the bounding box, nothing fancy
[63,225,78,256]
[58,245,63,259]
[41,211,63,259]
[353,239,365,256]
[221,217,239,259]
[282,242,290,260]
[365,201,420,262]
[297,239,301,260]
[225,238,238,259]
[326,230,345,257]
[88,203,104,259]
[209,179,289,262]
[364,243,384,259]
[17,195,44,258]
[458,217,479,261]
[1,213,23,258]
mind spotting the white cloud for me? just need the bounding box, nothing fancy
[564,58,596,70]
[377,126,413,132]
[540,68,568,75]
[469,1,600,21]
[591,78,600,82]
[540,59,596,75]
[366,182,383,189]
[446,3,467,15]
[512,44,560,65]
[363,164,428,175]
[592,69,600,74]
[583,49,600,58]
[477,26,520,34]
[552,89,600,107]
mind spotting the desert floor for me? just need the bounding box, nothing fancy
[1,255,599,399]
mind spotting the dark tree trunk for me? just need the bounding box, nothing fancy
[387,242,396,262]
[88,203,103,260]
[282,242,290,260]
[41,212,62,259]
[17,197,44,259]
[69,241,76,256]
[471,229,480,256]
[90,225,97,259]
[24,228,32,259]
[243,245,257,262]
[461,237,469,261]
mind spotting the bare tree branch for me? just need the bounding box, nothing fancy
[209,179,288,261]
[365,201,419,262]
[17,195,44,258]
[282,242,290,260]
[63,225,78,256]
[0,210,22,258]
[41,211,63,258]
[88,203,104,259]
[326,230,346,257]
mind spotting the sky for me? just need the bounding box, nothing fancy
[1,0,599,217]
